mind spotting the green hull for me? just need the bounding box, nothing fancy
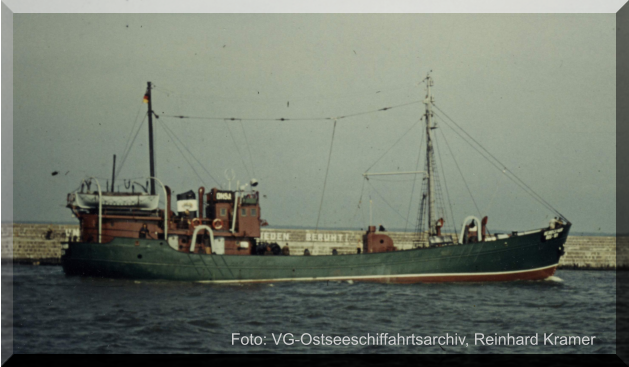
[61,225,570,283]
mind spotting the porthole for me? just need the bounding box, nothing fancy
[137,254,142,259]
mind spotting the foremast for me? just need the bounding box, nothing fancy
[145,81,156,195]
[424,74,437,236]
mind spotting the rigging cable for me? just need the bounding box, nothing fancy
[414,144,430,237]
[365,177,422,183]
[367,180,411,224]
[404,125,425,232]
[434,127,459,236]
[119,103,146,165]
[161,100,422,123]
[315,120,338,231]
[238,119,257,179]
[158,120,209,188]
[433,104,567,220]
[152,85,177,97]
[350,177,367,228]
[416,190,428,240]
[364,118,421,173]
[436,116,484,221]
[427,132,450,235]
[433,110,564,220]
[223,119,252,178]
[483,169,505,215]
[116,112,147,177]
[158,119,220,186]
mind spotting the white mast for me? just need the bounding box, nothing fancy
[424,74,436,236]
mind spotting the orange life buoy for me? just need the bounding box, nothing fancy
[212,218,223,230]
[191,218,201,227]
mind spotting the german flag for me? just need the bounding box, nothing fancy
[143,93,149,103]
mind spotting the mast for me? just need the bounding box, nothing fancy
[146,81,156,195]
[111,154,116,192]
[424,74,436,235]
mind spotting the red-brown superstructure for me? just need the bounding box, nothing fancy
[67,185,262,256]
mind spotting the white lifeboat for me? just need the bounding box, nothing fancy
[68,192,159,210]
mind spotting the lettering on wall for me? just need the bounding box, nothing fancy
[259,230,357,243]
[305,232,350,243]
[261,232,290,241]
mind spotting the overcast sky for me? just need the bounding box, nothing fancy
[10,13,615,234]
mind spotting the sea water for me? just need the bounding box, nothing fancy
[5,265,617,354]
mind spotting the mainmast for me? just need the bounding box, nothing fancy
[146,81,156,195]
[424,74,436,235]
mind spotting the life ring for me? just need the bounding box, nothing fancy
[212,218,223,230]
[191,218,201,228]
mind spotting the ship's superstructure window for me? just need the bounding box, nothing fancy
[241,208,247,216]
[251,208,257,216]
[220,208,227,217]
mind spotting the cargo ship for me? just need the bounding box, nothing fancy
[61,76,571,283]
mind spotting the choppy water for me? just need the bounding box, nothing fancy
[2,265,13,364]
[6,265,617,354]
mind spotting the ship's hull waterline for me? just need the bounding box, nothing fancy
[61,225,569,284]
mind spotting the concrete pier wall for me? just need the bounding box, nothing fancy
[1,223,621,269]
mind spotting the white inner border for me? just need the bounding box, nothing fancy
[1,0,626,14]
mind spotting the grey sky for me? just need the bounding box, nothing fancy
[12,14,615,234]
[2,3,14,231]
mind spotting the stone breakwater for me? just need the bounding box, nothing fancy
[1,223,624,269]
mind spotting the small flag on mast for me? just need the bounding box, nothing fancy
[143,93,149,104]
